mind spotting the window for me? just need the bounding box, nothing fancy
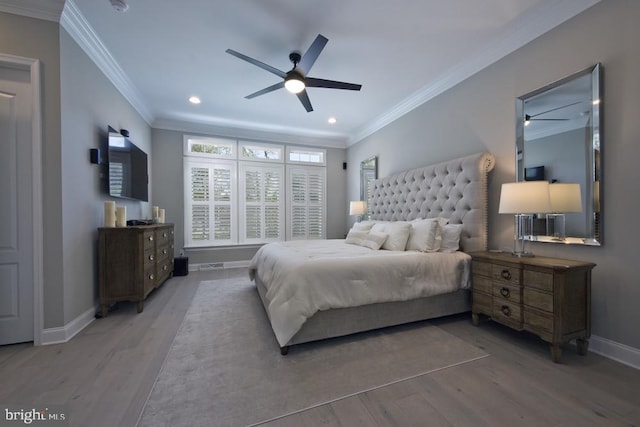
[183,136,326,247]
[287,165,326,240]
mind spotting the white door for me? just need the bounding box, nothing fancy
[0,64,34,344]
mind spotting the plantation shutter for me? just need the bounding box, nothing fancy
[287,166,326,240]
[184,159,236,247]
[239,163,284,243]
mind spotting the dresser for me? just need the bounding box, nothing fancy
[98,224,174,317]
[470,251,595,362]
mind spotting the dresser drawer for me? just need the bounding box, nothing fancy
[492,264,521,285]
[156,228,173,246]
[156,243,172,262]
[524,307,553,335]
[523,287,553,312]
[143,230,155,250]
[492,283,522,304]
[492,298,523,329]
[471,261,491,278]
[524,269,553,292]
[472,274,492,294]
[144,247,155,270]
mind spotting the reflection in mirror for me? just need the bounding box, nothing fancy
[360,156,377,217]
[515,63,602,245]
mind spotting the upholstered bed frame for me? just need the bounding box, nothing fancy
[255,152,495,354]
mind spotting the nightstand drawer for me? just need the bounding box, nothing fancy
[524,269,553,292]
[472,291,492,313]
[471,261,491,277]
[524,287,553,312]
[492,298,523,328]
[472,275,492,294]
[492,264,521,285]
[492,283,522,304]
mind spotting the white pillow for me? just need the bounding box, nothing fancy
[371,221,411,251]
[407,218,450,252]
[440,224,463,252]
[345,229,388,250]
[359,231,388,250]
[351,222,374,232]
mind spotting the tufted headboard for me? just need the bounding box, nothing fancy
[368,152,495,253]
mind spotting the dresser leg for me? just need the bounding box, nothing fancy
[137,301,144,313]
[471,313,479,326]
[100,304,108,318]
[576,338,589,355]
[550,344,562,363]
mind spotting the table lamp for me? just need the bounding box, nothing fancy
[349,200,366,223]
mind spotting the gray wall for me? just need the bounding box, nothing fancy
[152,128,347,265]
[59,29,152,324]
[0,12,63,329]
[347,0,640,350]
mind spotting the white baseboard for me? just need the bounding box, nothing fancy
[40,306,96,345]
[189,260,251,271]
[590,334,640,370]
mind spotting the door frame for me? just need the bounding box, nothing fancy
[0,53,44,345]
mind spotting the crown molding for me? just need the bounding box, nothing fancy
[60,0,153,125]
[348,0,601,146]
[0,0,64,22]
[153,117,348,149]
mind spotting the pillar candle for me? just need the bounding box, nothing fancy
[116,206,127,227]
[152,205,159,220]
[159,208,165,224]
[104,201,116,227]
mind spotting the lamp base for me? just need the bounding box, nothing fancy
[511,251,535,258]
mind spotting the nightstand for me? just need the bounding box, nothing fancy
[470,251,595,363]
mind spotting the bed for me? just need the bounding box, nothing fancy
[249,152,495,354]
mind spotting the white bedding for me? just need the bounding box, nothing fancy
[248,239,471,346]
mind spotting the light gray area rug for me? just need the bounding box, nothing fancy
[138,276,488,427]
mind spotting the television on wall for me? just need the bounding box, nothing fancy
[525,165,545,181]
[107,126,148,202]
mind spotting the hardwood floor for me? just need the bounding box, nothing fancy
[1,268,638,427]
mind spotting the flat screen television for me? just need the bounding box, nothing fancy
[525,165,545,181]
[107,126,148,202]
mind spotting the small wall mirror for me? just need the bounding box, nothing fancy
[516,63,602,245]
[360,156,377,215]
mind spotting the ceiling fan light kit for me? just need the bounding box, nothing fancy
[226,34,362,112]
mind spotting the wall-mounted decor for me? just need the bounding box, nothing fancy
[360,156,377,216]
[515,63,602,245]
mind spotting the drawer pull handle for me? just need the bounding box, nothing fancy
[148,236,154,241]
[501,269,511,280]
[163,249,167,255]
[501,305,511,316]
[149,274,154,280]
[148,255,154,261]
[163,232,167,238]
[163,265,168,271]
[500,287,510,298]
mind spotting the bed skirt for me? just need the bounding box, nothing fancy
[255,275,471,350]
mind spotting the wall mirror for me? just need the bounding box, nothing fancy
[515,63,602,245]
[360,156,377,214]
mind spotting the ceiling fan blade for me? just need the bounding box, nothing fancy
[305,77,362,91]
[297,34,328,74]
[245,81,285,99]
[297,90,313,112]
[226,49,286,78]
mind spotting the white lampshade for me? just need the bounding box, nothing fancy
[499,181,551,214]
[549,183,582,213]
[349,200,366,216]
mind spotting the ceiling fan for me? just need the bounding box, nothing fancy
[524,101,583,125]
[226,34,362,112]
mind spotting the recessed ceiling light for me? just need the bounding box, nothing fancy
[110,0,129,12]
[328,117,337,124]
[189,96,201,104]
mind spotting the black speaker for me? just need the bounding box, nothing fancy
[174,256,189,276]
[343,162,347,170]
[90,148,100,164]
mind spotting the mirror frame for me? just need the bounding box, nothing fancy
[360,156,378,214]
[515,63,602,246]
